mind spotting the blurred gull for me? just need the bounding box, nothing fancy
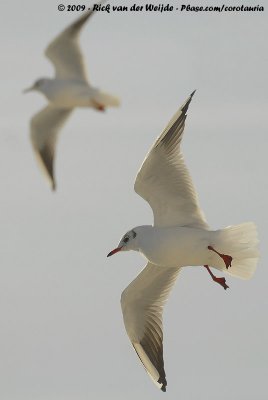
[107,91,259,391]
[25,4,120,190]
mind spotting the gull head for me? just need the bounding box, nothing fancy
[107,229,138,257]
[23,78,50,93]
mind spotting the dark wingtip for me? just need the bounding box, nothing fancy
[181,90,196,115]
[51,181,56,191]
[158,377,167,392]
[161,385,167,392]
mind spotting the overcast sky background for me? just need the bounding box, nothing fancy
[0,0,267,399]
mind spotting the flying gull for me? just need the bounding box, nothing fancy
[107,91,259,391]
[25,3,120,190]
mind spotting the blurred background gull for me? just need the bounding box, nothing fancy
[25,5,120,190]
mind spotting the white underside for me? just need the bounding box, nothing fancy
[138,222,259,279]
[41,79,120,109]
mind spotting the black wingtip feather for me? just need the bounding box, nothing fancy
[158,378,167,392]
[159,378,167,392]
[69,0,107,32]
[181,90,196,115]
[181,90,196,118]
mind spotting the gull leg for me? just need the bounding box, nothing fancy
[204,265,229,290]
[92,100,105,112]
[208,245,233,269]
[96,104,105,112]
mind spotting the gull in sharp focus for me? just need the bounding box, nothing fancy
[24,3,120,190]
[107,91,259,392]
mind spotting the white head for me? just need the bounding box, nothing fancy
[107,229,139,257]
[23,78,51,93]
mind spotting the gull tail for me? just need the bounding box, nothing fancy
[95,91,120,107]
[213,222,259,279]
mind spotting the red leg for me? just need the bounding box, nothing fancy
[208,245,233,269]
[92,100,106,112]
[97,104,105,112]
[204,265,229,290]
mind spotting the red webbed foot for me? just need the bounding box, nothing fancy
[212,276,229,290]
[97,104,105,112]
[208,245,233,269]
[204,265,229,291]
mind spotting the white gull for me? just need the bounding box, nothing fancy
[24,4,120,190]
[107,91,259,392]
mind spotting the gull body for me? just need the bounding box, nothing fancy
[25,5,120,190]
[108,91,259,392]
[121,225,218,268]
[32,78,116,109]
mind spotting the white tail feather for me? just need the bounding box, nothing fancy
[95,91,120,107]
[213,222,259,280]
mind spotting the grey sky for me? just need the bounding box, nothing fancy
[0,0,267,399]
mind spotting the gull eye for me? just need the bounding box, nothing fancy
[123,237,129,244]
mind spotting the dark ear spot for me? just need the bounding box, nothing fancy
[132,230,137,238]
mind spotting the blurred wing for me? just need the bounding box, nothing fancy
[134,91,208,229]
[30,105,73,190]
[121,262,181,392]
[45,7,98,81]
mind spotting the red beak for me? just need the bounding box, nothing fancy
[107,247,122,257]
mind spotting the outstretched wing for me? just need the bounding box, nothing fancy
[45,5,102,81]
[134,91,208,229]
[121,262,181,392]
[30,105,73,190]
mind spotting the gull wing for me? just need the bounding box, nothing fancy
[45,7,99,81]
[30,105,73,190]
[121,262,181,392]
[134,91,208,228]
